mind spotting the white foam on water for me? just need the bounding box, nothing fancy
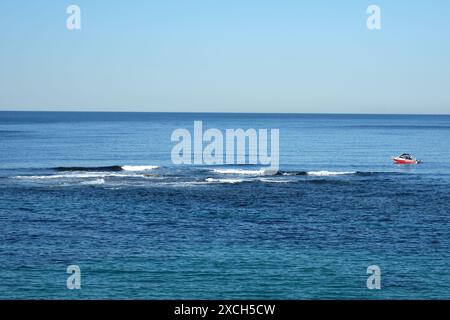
[205,178,245,184]
[13,172,144,180]
[258,178,292,183]
[121,165,159,171]
[307,171,356,176]
[212,168,278,176]
[81,178,105,185]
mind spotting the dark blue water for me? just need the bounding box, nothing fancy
[1,112,449,299]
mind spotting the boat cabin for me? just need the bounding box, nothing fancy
[398,153,413,160]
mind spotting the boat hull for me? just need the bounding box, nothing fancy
[393,158,420,164]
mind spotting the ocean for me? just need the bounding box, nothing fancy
[0,111,449,299]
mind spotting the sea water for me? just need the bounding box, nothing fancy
[0,112,449,299]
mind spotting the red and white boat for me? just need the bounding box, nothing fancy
[392,153,421,164]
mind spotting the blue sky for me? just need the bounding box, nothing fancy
[0,0,449,114]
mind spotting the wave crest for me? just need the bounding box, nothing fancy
[121,165,159,171]
[55,166,123,172]
[81,178,105,185]
[205,178,245,184]
[54,165,159,172]
[212,168,278,176]
[306,171,356,176]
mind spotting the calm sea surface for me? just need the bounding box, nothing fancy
[0,112,449,299]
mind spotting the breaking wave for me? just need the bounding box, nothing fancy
[55,166,123,172]
[10,165,387,187]
[278,171,308,176]
[204,177,297,185]
[54,165,159,172]
[121,165,159,171]
[14,172,139,180]
[81,178,105,185]
[205,178,246,184]
[306,171,357,176]
[278,170,383,177]
[212,168,279,176]
[213,168,362,177]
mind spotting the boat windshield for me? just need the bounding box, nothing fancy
[399,153,412,160]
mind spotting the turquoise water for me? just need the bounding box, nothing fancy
[0,112,449,299]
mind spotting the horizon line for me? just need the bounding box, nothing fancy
[0,110,449,116]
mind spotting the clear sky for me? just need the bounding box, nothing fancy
[0,0,449,114]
